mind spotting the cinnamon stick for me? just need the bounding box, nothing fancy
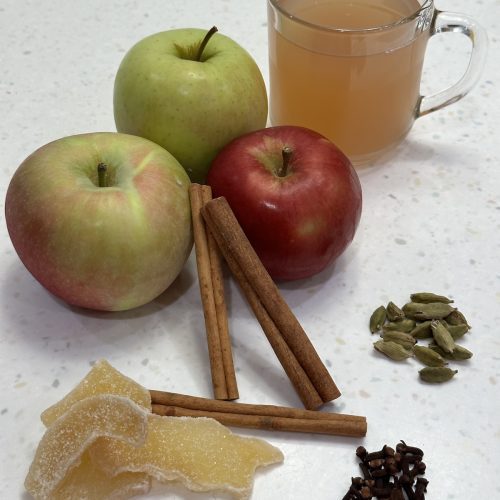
[189,184,237,400]
[151,396,365,437]
[150,389,365,423]
[201,185,238,400]
[201,197,340,406]
[153,405,365,437]
[202,210,323,410]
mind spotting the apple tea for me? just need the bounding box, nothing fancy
[267,0,486,164]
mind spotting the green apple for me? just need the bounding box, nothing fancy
[5,132,193,311]
[113,27,268,183]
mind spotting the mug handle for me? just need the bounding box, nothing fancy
[417,10,488,117]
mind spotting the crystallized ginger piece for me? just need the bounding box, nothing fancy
[41,359,151,426]
[25,394,148,500]
[90,414,284,499]
[52,451,151,500]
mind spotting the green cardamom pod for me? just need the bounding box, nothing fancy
[383,319,416,333]
[428,343,448,357]
[402,302,456,320]
[443,323,469,340]
[382,330,417,351]
[374,340,412,361]
[419,367,458,383]
[410,320,433,339]
[369,305,387,333]
[386,301,405,322]
[413,345,447,367]
[429,343,473,361]
[430,320,456,353]
[410,292,453,304]
[445,309,470,328]
[449,344,473,360]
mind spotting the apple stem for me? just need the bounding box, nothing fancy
[278,147,293,177]
[196,26,218,61]
[97,162,108,188]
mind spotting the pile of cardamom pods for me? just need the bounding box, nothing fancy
[369,292,472,383]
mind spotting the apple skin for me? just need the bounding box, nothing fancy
[5,132,193,311]
[113,28,268,184]
[207,126,362,281]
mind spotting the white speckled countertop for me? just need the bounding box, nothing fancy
[1,1,499,499]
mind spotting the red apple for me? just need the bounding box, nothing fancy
[5,132,193,311]
[207,126,362,281]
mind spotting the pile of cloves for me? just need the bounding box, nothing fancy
[342,441,428,499]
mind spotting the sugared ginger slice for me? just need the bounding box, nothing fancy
[90,414,284,499]
[25,394,148,500]
[52,451,151,500]
[41,359,151,426]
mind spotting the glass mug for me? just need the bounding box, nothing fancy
[267,0,487,164]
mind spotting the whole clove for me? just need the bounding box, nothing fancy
[364,447,388,461]
[383,445,395,457]
[396,440,424,457]
[414,477,429,500]
[356,446,368,460]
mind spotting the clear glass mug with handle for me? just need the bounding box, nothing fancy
[267,0,488,165]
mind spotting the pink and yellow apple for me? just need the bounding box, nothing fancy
[207,126,362,281]
[5,132,193,311]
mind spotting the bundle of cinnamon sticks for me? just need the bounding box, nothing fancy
[188,184,366,435]
[150,389,366,438]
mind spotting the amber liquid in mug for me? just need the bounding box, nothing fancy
[268,0,429,163]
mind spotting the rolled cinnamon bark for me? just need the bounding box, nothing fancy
[189,185,237,400]
[151,402,366,437]
[202,207,323,410]
[200,185,239,400]
[201,196,341,406]
[150,389,364,423]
